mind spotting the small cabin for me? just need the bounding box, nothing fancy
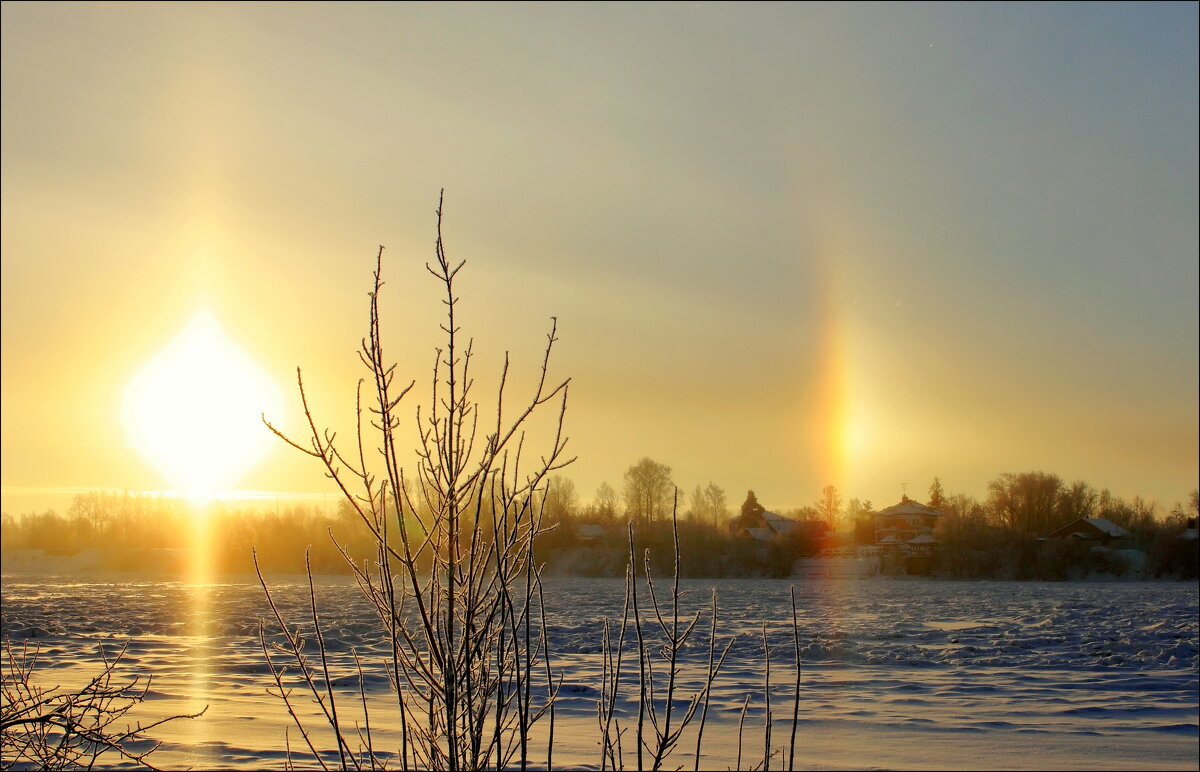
[576,523,608,544]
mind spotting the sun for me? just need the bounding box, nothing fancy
[123,311,282,500]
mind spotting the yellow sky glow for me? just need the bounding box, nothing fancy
[1,4,1196,516]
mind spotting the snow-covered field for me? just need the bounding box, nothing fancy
[2,575,1197,770]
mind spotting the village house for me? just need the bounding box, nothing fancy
[873,495,943,574]
[740,510,829,543]
[741,510,795,541]
[874,495,942,544]
[1045,517,1131,543]
[575,523,608,544]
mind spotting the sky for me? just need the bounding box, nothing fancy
[2,2,1197,517]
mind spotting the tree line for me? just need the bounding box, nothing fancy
[2,464,1196,578]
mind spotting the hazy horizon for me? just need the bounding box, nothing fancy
[3,3,1197,517]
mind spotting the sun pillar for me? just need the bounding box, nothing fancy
[799,212,871,514]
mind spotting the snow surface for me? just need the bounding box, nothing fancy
[2,575,1196,770]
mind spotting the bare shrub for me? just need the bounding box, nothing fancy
[0,637,203,770]
[256,193,806,771]
[259,193,571,770]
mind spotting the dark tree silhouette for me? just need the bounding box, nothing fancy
[739,490,765,525]
[928,477,946,509]
[816,485,843,531]
[623,457,674,525]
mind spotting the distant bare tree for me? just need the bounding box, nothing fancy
[623,458,673,525]
[815,485,843,531]
[987,472,1064,535]
[688,485,706,522]
[1056,480,1098,523]
[592,482,620,522]
[543,476,580,528]
[1167,488,1199,526]
[687,483,728,527]
[846,498,874,545]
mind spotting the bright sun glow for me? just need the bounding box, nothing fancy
[123,311,282,500]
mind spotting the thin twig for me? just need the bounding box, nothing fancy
[788,586,801,772]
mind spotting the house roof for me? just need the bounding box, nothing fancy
[1082,518,1131,538]
[875,498,943,517]
[1046,517,1131,540]
[762,511,798,534]
[744,527,774,541]
[906,533,938,544]
[576,524,606,540]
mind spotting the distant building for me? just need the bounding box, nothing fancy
[874,496,942,545]
[1045,517,1131,543]
[739,510,828,543]
[873,496,943,575]
[740,510,795,541]
[762,510,797,536]
[576,523,607,544]
[743,526,775,542]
